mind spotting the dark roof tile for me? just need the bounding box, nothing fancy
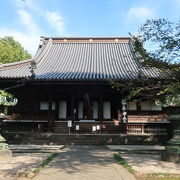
[0,37,167,80]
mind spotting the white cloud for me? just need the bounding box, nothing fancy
[127,7,154,22]
[15,1,68,35]
[1,0,68,55]
[0,6,41,55]
[17,9,40,35]
[46,11,67,35]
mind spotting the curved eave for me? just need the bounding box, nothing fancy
[0,39,52,79]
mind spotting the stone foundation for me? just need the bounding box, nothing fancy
[4,132,169,145]
[161,152,180,163]
[0,150,12,160]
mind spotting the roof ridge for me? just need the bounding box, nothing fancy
[42,36,131,40]
[52,41,130,44]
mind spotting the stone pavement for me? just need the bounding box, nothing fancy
[32,146,136,180]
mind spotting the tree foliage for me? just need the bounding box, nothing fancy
[0,36,32,64]
[136,19,179,63]
[132,19,180,80]
[132,19,180,104]
[111,19,180,105]
[0,89,17,117]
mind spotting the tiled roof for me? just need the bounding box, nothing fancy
[0,37,166,81]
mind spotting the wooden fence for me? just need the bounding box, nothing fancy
[126,123,170,135]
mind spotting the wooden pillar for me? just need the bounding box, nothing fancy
[71,92,75,122]
[36,97,40,120]
[142,124,145,134]
[35,98,40,132]
[48,92,53,132]
[137,102,141,114]
[117,95,122,121]
[99,94,103,122]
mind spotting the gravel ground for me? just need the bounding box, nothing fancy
[120,153,180,175]
[0,153,51,180]
[1,145,180,180]
[107,145,180,176]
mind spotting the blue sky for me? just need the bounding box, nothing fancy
[0,0,180,55]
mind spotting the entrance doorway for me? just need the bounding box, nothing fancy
[78,101,98,120]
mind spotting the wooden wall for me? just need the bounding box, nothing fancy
[1,80,170,134]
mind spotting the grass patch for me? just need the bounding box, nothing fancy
[136,173,180,180]
[136,176,180,180]
[33,152,58,173]
[113,153,136,174]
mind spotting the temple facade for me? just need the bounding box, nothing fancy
[0,37,170,135]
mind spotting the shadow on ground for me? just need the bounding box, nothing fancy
[43,145,115,174]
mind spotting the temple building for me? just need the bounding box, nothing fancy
[0,37,170,135]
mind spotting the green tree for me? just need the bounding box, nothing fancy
[0,36,32,64]
[131,18,180,105]
[132,18,180,79]
[110,19,180,105]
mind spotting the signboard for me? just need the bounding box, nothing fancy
[92,126,96,132]
[76,125,80,131]
[67,120,72,127]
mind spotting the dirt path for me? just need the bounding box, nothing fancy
[32,146,136,180]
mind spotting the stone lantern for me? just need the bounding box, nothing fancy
[0,93,18,159]
[0,115,11,159]
[157,95,180,163]
[162,108,180,163]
